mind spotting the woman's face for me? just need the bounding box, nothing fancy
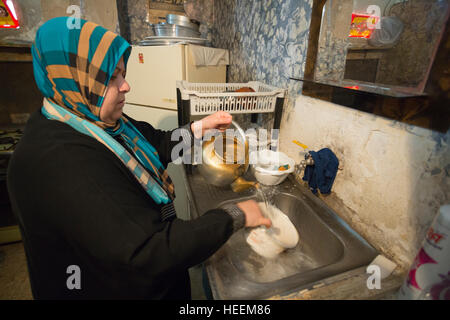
[100,57,130,124]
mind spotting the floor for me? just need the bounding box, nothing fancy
[0,240,206,300]
[0,241,33,300]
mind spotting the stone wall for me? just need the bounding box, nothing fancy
[0,0,119,45]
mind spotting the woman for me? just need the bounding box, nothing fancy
[7,17,271,300]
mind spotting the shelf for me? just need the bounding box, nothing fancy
[290,77,427,98]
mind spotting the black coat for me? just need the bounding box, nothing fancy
[7,110,234,300]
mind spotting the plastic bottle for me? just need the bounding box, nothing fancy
[397,204,450,300]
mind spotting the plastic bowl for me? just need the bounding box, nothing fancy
[249,150,295,185]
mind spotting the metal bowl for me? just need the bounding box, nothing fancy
[166,14,199,31]
[152,23,201,38]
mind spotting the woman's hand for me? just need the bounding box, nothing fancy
[236,200,272,228]
[191,111,232,138]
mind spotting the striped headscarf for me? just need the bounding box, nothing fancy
[32,17,175,207]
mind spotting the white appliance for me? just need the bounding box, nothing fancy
[123,44,228,219]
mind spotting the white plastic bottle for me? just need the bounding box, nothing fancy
[397,204,450,300]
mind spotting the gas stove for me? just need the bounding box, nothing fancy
[0,129,23,155]
[0,128,23,243]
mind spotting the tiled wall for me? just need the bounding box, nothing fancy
[211,0,450,271]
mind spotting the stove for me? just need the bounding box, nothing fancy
[0,129,23,155]
[0,128,23,244]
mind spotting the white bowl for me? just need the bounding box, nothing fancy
[246,202,299,259]
[249,150,295,185]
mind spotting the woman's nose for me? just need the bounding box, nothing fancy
[120,79,130,93]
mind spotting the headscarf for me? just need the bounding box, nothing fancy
[31,17,175,212]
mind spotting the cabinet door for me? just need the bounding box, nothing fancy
[125,45,185,110]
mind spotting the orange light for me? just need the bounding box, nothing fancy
[344,85,360,90]
[0,0,20,29]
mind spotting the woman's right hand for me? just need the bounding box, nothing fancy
[191,111,233,138]
[236,200,272,228]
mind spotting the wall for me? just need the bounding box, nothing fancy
[0,1,119,125]
[116,0,213,45]
[315,0,352,82]
[0,0,119,45]
[353,0,404,15]
[211,0,450,271]
[279,95,450,269]
[116,0,151,44]
[375,0,449,86]
[0,0,42,45]
[212,0,312,129]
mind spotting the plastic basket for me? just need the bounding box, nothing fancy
[177,81,285,115]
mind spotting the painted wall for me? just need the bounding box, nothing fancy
[279,95,450,269]
[211,0,450,271]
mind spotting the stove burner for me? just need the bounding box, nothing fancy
[0,128,23,154]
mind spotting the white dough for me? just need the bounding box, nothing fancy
[246,202,299,259]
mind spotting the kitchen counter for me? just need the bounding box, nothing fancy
[181,164,404,300]
[269,266,404,300]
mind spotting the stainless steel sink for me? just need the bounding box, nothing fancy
[183,166,378,299]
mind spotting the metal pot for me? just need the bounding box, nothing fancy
[166,14,199,31]
[151,22,201,38]
[197,121,257,192]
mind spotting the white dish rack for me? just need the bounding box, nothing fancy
[176,81,285,116]
[176,81,286,175]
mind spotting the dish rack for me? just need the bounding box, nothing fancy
[176,80,286,130]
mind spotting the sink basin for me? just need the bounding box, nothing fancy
[224,193,345,284]
[183,166,378,299]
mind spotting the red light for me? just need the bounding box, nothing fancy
[0,0,20,29]
[345,85,360,90]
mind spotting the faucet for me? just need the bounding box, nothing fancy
[293,153,314,182]
[291,140,315,182]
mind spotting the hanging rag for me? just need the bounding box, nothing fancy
[302,148,339,195]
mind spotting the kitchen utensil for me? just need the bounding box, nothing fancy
[166,14,200,31]
[151,22,201,38]
[138,36,207,46]
[249,150,295,186]
[197,121,257,192]
[246,201,299,259]
[292,139,308,150]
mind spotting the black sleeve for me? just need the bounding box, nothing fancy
[44,142,234,286]
[123,114,193,166]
